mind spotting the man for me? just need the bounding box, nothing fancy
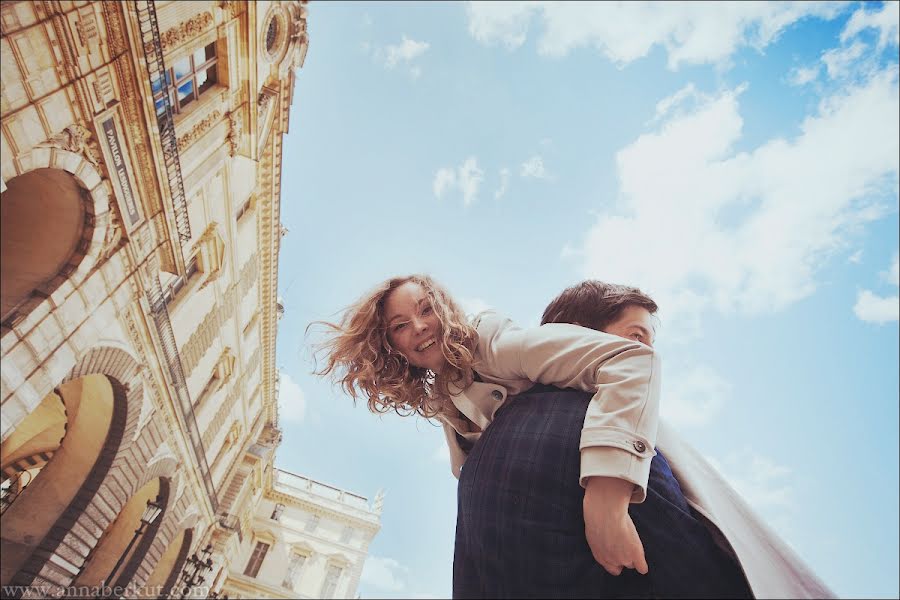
[453,281,834,599]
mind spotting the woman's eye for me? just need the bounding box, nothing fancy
[422,305,433,315]
[393,322,407,331]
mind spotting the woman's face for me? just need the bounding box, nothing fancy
[383,281,446,372]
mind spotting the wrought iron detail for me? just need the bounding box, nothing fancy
[0,471,33,516]
[134,0,192,244]
[146,276,218,512]
[132,0,215,513]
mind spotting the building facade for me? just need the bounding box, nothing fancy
[219,469,382,600]
[0,2,379,599]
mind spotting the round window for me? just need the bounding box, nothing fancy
[266,18,280,55]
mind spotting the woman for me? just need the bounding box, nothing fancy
[314,275,831,598]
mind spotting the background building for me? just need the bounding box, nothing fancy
[0,1,378,598]
[219,469,382,600]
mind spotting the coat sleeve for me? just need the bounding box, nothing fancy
[475,312,661,503]
[441,419,468,480]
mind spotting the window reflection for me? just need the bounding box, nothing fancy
[151,42,218,115]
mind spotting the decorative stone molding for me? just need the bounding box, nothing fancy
[218,1,242,18]
[101,208,124,259]
[257,91,273,117]
[177,110,222,152]
[225,420,243,446]
[193,221,226,288]
[35,124,102,167]
[227,111,243,157]
[214,347,236,383]
[373,489,385,515]
[102,2,129,56]
[262,6,289,63]
[159,12,215,52]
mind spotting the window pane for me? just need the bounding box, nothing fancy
[173,56,191,81]
[193,47,206,68]
[194,43,216,66]
[198,67,217,95]
[177,80,195,106]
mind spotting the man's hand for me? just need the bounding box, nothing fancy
[583,476,649,576]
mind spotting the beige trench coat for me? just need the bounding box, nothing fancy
[439,312,836,599]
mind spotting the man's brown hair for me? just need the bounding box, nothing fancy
[541,280,658,331]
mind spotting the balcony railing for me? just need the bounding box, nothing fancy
[0,471,33,516]
[274,470,372,512]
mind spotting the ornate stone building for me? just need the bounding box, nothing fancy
[219,469,382,600]
[0,2,380,599]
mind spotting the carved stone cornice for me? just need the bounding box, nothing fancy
[154,12,215,53]
[177,110,222,152]
[101,1,129,56]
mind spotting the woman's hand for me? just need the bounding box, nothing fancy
[583,476,649,576]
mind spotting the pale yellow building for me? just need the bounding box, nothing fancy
[219,469,382,599]
[0,1,378,598]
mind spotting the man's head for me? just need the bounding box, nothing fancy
[541,280,658,346]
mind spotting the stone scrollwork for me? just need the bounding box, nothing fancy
[160,12,215,51]
[101,208,124,259]
[177,110,222,152]
[218,1,242,18]
[36,123,102,167]
[227,111,243,157]
[257,91,273,117]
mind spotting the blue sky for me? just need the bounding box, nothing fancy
[272,2,900,597]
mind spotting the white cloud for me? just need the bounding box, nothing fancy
[822,40,867,79]
[278,372,306,423]
[368,35,430,77]
[853,290,900,323]
[707,448,795,518]
[841,1,900,49]
[459,157,485,206]
[788,64,821,87]
[385,35,430,68]
[520,155,550,179]
[660,363,730,428]
[466,1,846,69]
[653,83,699,121]
[361,556,409,592]
[572,66,899,338]
[885,252,900,287]
[847,249,863,264]
[494,167,511,199]
[854,252,900,324]
[433,158,485,206]
[433,167,456,199]
[458,296,493,317]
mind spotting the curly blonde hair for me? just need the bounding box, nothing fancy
[311,275,477,418]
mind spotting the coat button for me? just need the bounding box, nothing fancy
[491,389,504,401]
[633,440,647,453]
